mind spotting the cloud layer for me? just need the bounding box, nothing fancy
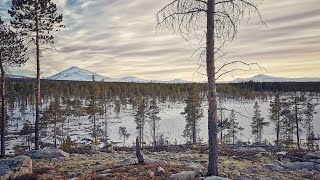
[0,0,319,81]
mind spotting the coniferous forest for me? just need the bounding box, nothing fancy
[1,0,320,179]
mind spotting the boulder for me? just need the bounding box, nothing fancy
[170,171,196,180]
[303,152,320,161]
[27,148,69,159]
[185,162,205,171]
[0,156,32,180]
[203,176,231,180]
[156,166,165,176]
[285,162,320,171]
[263,164,284,171]
[147,170,155,178]
[271,160,285,167]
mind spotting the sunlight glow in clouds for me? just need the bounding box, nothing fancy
[0,0,319,81]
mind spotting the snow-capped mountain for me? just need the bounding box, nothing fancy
[231,74,320,83]
[48,66,114,82]
[166,78,191,84]
[47,66,191,83]
[117,76,147,83]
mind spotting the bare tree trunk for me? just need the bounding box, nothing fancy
[220,108,223,144]
[192,102,197,144]
[295,95,300,149]
[207,0,218,176]
[0,57,6,158]
[35,8,41,150]
[153,119,156,147]
[276,99,280,148]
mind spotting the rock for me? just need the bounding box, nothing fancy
[264,164,284,171]
[255,153,263,158]
[170,171,196,180]
[271,160,285,167]
[245,166,262,173]
[185,162,205,171]
[203,176,231,180]
[303,152,320,161]
[27,148,69,159]
[0,156,32,180]
[229,170,240,179]
[254,147,267,152]
[285,162,320,171]
[68,172,83,178]
[47,169,56,174]
[147,170,155,178]
[99,169,112,174]
[228,164,237,171]
[142,149,151,155]
[300,169,315,179]
[156,166,165,176]
[120,158,135,165]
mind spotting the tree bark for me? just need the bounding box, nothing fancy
[0,54,6,158]
[207,0,218,176]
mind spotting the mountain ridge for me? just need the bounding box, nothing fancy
[230,74,320,83]
[47,66,191,83]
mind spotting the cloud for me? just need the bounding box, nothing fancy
[1,0,320,81]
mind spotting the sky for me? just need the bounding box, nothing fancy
[0,0,319,81]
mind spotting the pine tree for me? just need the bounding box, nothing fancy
[118,126,130,147]
[181,86,203,144]
[44,96,65,148]
[227,110,243,144]
[269,93,281,147]
[134,98,147,146]
[0,17,28,158]
[9,0,64,150]
[87,83,102,144]
[147,99,161,148]
[251,101,269,143]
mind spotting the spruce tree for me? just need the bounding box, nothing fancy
[0,17,28,158]
[227,110,243,144]
[269,93,281,148]
[118,126,130,147]
[9,0,64,150]
[147,99,161,148]
[181,86,203,144]
[134,98,147,146]
[251,101,269,143]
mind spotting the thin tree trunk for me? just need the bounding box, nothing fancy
[192,101,197,144]
[0,57,6,158]
[35,7,41,150]
[295,95,300,149]
[207,0,218,176]
[276,98,280,148]
[220,108,223,144]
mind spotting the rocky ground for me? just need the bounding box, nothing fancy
[1,145,320,180]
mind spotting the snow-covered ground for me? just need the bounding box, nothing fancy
[5,97,320,155]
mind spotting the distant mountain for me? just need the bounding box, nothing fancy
[166,78,191,84]
[48,66,114,82]
[47,66,191,83]
[117,76,147,83]
[231,74,320,83]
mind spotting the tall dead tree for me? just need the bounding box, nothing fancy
[156,0,263,175]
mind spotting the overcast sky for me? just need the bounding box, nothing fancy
[0,0,319,81]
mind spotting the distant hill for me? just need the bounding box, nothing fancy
[47,66,191,84]
[230,74,320,83]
